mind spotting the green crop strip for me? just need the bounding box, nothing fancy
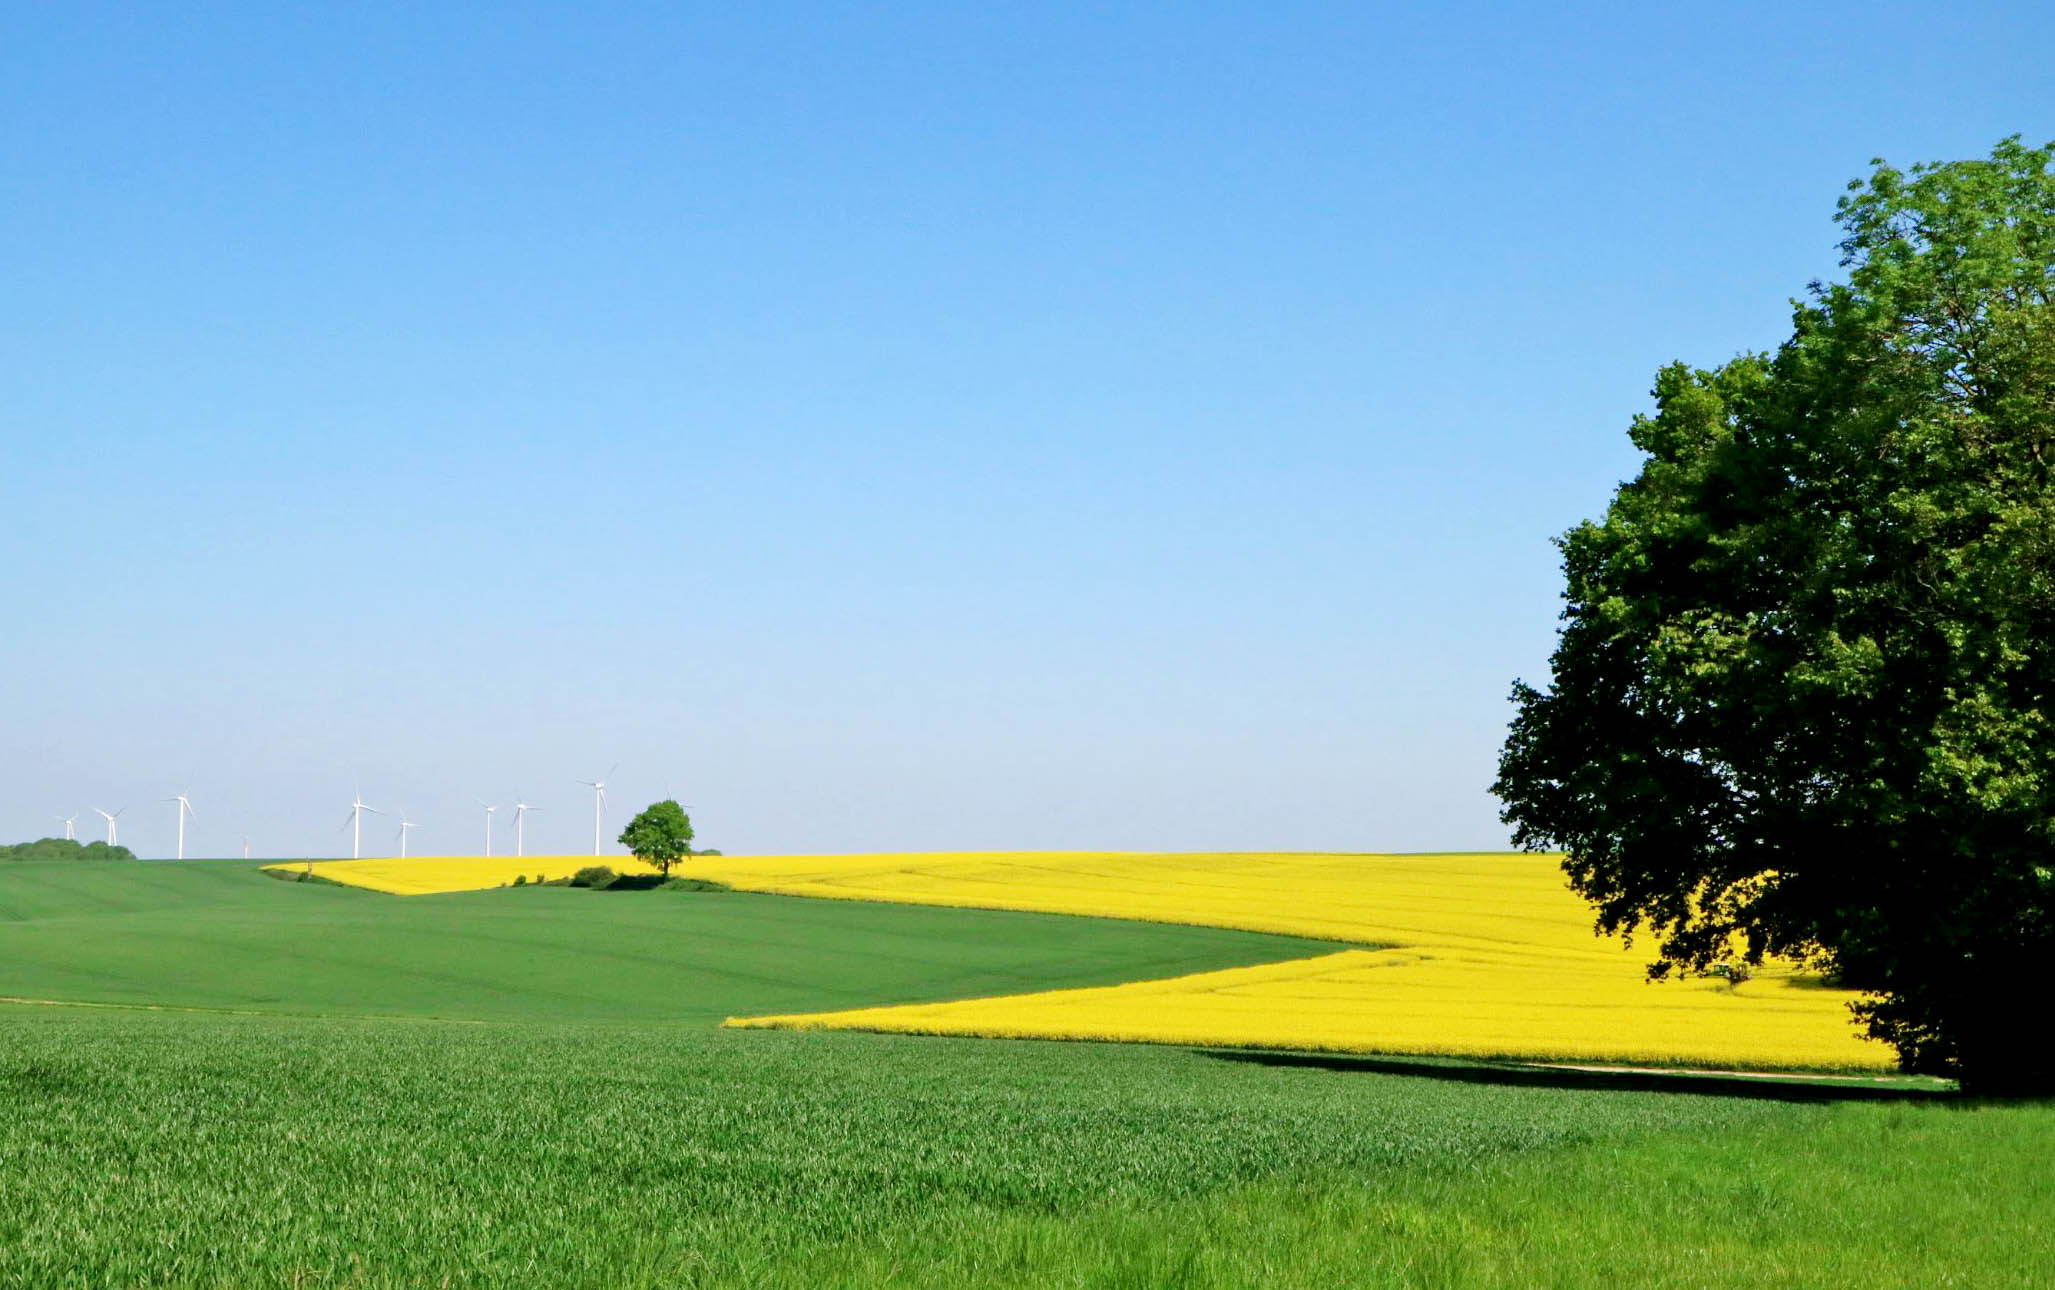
[0,860,1341,1023]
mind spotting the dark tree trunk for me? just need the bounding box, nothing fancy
[1953,1002,2055,1097]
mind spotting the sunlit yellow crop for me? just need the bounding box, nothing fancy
[727,947,1879,1070]
[275,850,1891,1071]
[704,852,1888,1072]
[697,851,1661,960]
[263,855,663,895]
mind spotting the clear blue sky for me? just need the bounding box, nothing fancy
[4,2,2050,859]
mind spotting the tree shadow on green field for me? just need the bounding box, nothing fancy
[590,873,731,891]
[596,873,670,891]
[1197,1050,1957,1103]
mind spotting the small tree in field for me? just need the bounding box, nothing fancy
[618,800,694,878]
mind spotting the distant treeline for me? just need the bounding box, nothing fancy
[1,837,138,862]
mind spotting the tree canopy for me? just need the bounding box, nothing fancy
[1494,137,2055,1094]
[1,837,137,862]
[617,800,695,878]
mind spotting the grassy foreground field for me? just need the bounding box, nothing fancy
[2,861,2048,1287]
[2,1007,2044,1288]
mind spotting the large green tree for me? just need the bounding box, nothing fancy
[617,800,695,878]
[1495,138,2055,1095]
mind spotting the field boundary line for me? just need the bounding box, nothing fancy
[0,995,490,1024]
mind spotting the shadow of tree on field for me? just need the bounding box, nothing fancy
[597,873,670,891]
[1195,1049,1957,1103]
[590,873,732,892]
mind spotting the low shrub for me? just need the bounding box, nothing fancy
[570,866,617,890]
[262,867,345,887]
[662,877,733,893]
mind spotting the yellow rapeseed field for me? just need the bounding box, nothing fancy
[701,851,1887,1071]
[278,850,1891,1070]
[725,946,1877,1070]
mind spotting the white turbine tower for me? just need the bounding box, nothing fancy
[395,811,419,860]
[57,813,77,841]
[510,796,538,858]
[341,791,385,860]
[479,802,498,857]
[576,765,616,856]
[164,792,196,860]
[93,806,125,845]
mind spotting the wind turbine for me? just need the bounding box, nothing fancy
[576,765,616,856]
[57,813,77,841]
[340,791,385,860]
[510,795,539,858]
[395,811,419,859]
[163,792,196,860]
[479,802,498,857]
[242,836,251,860]
[92,806,125,846]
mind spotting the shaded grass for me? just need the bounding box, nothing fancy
[1199,1048,1950,1100]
